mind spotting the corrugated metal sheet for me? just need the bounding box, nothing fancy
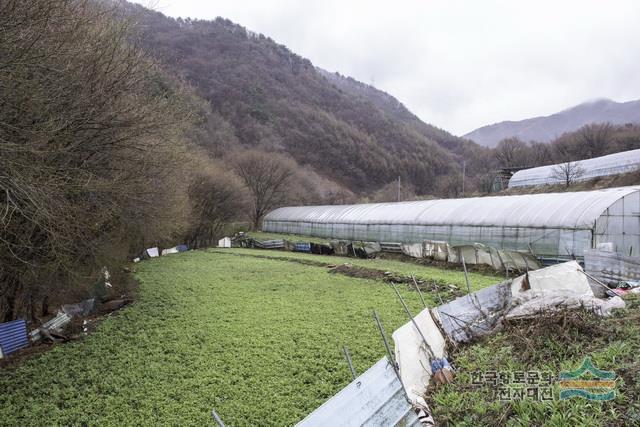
[296,358,419,427]
[0,319,29,357]
[29,312,71,342]
[380,242,403,253]
[509,149,640,188]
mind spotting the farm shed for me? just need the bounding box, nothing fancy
[509,148,640,188]
[263,186,640,259]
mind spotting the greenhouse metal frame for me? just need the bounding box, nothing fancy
[263,186,640,259]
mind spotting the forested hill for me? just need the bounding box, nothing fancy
[127,4,485,196]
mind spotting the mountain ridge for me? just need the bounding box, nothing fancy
[464,98,640,147]
[126,3,487,196]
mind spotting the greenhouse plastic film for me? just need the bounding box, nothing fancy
[264,187,640,258]
[509,149,640,188]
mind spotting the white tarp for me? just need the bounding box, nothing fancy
[424,240,450,262]
[401,243,423,258]
[146,247,159,258]
[161,247,179,256]
[506,261,624,318]
[392,308,446,406]
[218,237,231,248]
[437,261,625,344]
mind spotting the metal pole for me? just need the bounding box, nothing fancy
[411,275,427,308]
[211,409,225,427]
[397,175,401,202]
[342,345,357,380]
[390,283,435,358]
[578,269,613,293]
[373,310,395,365]
[372,310,411,403]
[435,286,445,306]
[461,253,472,294]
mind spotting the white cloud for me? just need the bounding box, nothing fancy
[133,0,640,135]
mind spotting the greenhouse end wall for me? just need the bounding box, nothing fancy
[595,189,640,256]
[263,187,640,258]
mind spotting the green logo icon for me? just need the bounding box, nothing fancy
[559,357,616,401]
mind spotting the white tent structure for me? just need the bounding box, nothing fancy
[509,149,640,188]
[263,186,640,259]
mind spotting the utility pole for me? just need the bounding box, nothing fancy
[461,160,466,196]
[397,175,401,202]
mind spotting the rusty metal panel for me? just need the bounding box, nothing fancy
[296,358,419,427]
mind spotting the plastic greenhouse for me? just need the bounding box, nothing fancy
[509,149,640,188]
[263,186,640,259]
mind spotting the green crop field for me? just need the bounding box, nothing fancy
[210,247,502,292]
[0,250,450,426]
[3,248,632,426]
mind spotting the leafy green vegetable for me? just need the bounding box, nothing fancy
[0,250,446,426]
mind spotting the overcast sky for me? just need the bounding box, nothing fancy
[135,0,640,135]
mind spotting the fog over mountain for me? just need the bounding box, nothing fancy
[464,98,640,147]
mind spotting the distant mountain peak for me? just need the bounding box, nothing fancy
[465,98,640,147]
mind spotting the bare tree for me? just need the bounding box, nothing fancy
[185,160,247,249]
[0,0,193,320]
[495,138,529,167]
[552,161,585,188]
[232,150,295,229]
[577,123,612,158]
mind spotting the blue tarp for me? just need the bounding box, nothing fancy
[293,242,311,252]
[0,319,29,357]
[176,244,188,252]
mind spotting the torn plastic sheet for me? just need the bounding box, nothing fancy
[146,247,159,258]
[161,247,180,256]
[401,243,423,258]
[392,308,447,406]
[62,298,95,318]
[435,261,623,343]
[435,280,512,343]
[330,240,351,256]
[507,261,594,319]
[423,240,450,262]
[448,243,540,273]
